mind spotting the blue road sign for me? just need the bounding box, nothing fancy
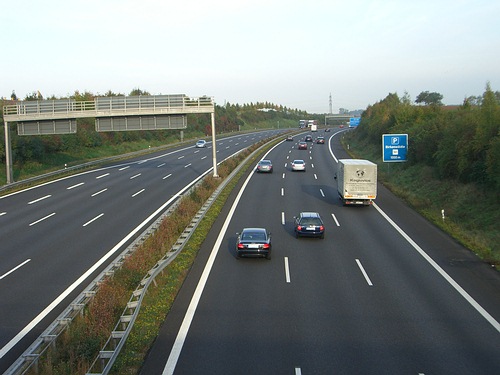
[349,117,360,127]
[382,134,408,162]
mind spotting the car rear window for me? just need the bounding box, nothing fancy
[242,232,266,241]
[300,218,321,225]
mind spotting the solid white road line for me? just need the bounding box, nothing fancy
[0,170,211,360]
[162,139,283,375]
[162,164,253,375]
[356,259,373,286]
[0,259,31,280]
[373,202,500,333]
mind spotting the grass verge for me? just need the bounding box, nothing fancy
[342,132,499,268]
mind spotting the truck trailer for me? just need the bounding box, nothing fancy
[335,159,377,205]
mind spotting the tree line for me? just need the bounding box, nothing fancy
[353,83,500,193]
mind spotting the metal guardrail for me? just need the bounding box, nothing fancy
[85,142,269,375]
[4,135,274,375]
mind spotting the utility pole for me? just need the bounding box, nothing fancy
[329,93,333,114]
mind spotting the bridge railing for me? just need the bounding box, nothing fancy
[2,95,214,121]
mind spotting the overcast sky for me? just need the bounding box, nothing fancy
[1,0,499,113]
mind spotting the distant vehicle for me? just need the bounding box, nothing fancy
[195,140,207,148]
[256,159,273,173]
[316,137,325,144]
[286,135,294,141]
[305,135,313,142]
[298,142,308,150]
[325,128,331,132]
[291,159,306,171]
[294,212,325,239]
[335,159,377,206]
[236,228,272,259]
[311,124,318,132]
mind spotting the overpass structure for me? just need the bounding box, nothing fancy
[2,95,217,183]
[324,114,352,125]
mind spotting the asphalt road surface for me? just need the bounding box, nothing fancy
[140,130,500,375]
[0,130,286,372]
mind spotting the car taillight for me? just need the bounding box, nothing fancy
[263,243,270,249]
[320,225,324,231]
[237,243,245,249]
[297,225,302,231]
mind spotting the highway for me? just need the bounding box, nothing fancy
[0,129,286,372]
[141,130,500,374]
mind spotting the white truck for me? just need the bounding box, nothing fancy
[311,124,318,132]
[335,159,377,206]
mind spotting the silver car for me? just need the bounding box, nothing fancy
[256,159,273,173]
[195,140,207,148]
[291,159,306,172]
